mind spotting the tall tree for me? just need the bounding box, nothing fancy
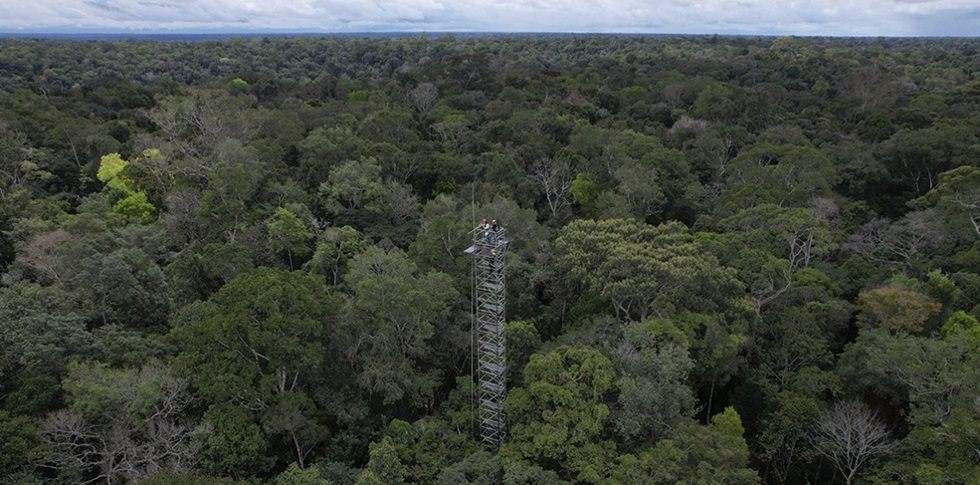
[267,207,313,269]
[721,143,836,210]
[913,165,980,238]
[555,218,745,321]
[503,344,617,483]
[611,319,695,450]
[334,246,457,412]
[173,267,330,468]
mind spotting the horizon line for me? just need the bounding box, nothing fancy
[0,30,974,40]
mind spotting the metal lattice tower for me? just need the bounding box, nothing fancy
[465,225,508,446]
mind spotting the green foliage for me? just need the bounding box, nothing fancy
[875,422,980,483]
[569,173,601,219]
[856,112,895,142]
[268,207,314,268]
[336,245,457,410]
[873,405,980,485]
[348,89,388,103]
[505,320,543,386]
[0,283,94,379]
[196,403,274,479]
[306,225,369,286]
[503,344,617,483]
[275,462,332,485]
[0,411,43,479]
[3,34,980,485]
[229,77,250,92]
[555,218,745,321]
[940,310,980,343]
[717,204,834,267]
[611,320,695,450]
[408,194,470,277]
[613,407,760,484]
[376,417,477,483]
[112,191,156,224]
[320,157,385,215]
[436,450,503,485]
[166,242,255,304]
[96,153,130,190]
[610,440,685,484]
[839,328,980,429]
[437,376,478,435]
[754,391,823,484]
[298,126,360,185]
[357,436,406,485]
[722,143,836,209]
[96,153,156,223]
[501,460,568,484]
[173,267,329,467]
[672,407,761,484]
[141,469,242,485]
[92,324,172,367]
[174,267,326,405]
[878,126,972,198]
[707,203,835,309]
[80,247,174,328]
[913,165,980,238]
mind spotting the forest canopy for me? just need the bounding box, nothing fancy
[1,33,979,484]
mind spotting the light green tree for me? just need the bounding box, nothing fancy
[940,310,980,343]
[275,462,331,485]
[320,157,385,215]
[268,207,313,269]
[97,153,156,224]
[305,226,369,286]
[356,436,406,485]
[675,406,761,484]
[611,407,760,484]
[722,143,836,209]
[569,173,601,220]
[373,417,478,483]
[503,344,617,483]
[555,218,745,321]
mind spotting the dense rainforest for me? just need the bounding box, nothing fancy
[0,33,978,484]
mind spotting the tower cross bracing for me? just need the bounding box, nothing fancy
[465,225,508,446]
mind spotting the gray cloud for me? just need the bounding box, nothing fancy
[0,0,976,35]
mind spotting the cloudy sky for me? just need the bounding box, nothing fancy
[0,0,977,36]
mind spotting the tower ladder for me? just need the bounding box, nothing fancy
[465,225,508,446]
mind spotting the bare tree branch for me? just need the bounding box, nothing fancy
[811,401,894,485]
